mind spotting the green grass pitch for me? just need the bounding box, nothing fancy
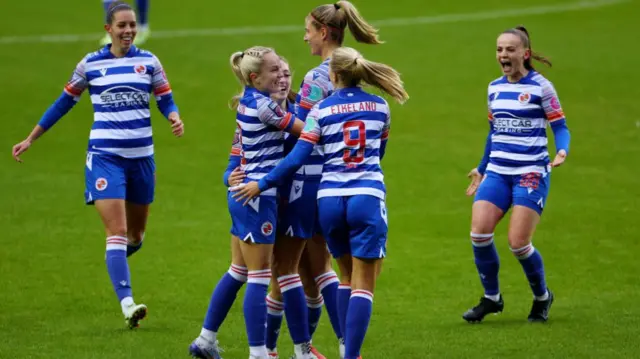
[1,0,639,358]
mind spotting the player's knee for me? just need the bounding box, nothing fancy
[271,257,296,277]
[106,224,127,238]
[507,235,531,252]
[128,230,144,245]
[302,275,319,297]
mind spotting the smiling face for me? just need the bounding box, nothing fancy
[105,10,137,53]
[250,51,283,94]
[304,17,327,57]
[496,32,530,79]
[272,60,292,103]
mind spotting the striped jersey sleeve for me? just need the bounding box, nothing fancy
[230,125,242,157]
[295,61,332,121]
[64,56,89,98]
[151,55,172,98]
[541,81,565,122]
[299,105,321,144]
[382,103,391,140]
[256,97,294,131]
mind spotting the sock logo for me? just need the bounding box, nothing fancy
[95,177,108,191]
[261,221,274,236]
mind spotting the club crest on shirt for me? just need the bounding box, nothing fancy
[134,65,147,76]
[261,221,274,236]
[518,92,531,104]
[95,178,108,191]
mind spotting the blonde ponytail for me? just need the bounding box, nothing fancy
[331,47,409,104]
[336,1,382,45]
[309,1,382,45]
[228,46,275,108]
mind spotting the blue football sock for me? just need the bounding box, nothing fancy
[337,284,351,339]
[203,264,247,332]
[136,0,149,26]
[471,233,500,297]
[316,271,342,339]
[265,295,284,351]
[344,290,374,359]
[307,295,324,338]
[244,270,271,347]
[512,244,548,298]
[105,236,132,301]
[278,274,310,344]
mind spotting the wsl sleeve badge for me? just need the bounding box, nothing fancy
[267,101,285,117]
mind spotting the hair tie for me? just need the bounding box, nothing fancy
[334,3,340,9]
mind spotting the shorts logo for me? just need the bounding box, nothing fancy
[518,92,531,104]
[261,221,274,236]
[519,172,541,191]
[95,177,108,191]
[134,65,147,76]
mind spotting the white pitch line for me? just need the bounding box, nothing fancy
[0,0,628,45]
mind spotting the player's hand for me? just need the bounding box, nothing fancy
[551,150,567,168]
[228,167,246,187]
[466,168,483,197]
[12,139,32,163]
[231,181,261,205]
[168,113,184,137]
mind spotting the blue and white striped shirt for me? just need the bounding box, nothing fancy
[235,86,295,196]
[64,45,175,158]
[486,71,566,175]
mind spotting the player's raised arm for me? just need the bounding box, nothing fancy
[12,57,89,162]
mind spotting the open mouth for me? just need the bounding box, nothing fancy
[500,60,512,72]
[121,35,133,44]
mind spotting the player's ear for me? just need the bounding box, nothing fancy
[320,26,329,41]
[104,24,111,33]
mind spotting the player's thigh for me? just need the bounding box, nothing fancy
[345,195,388,260]
[509,172,549,248]
[304,234,333,277]
[508,205,541,249]
[318,197,350,260]
[272,234,306,276]
[125,155,155,206]
[94,199,127,237]
[351,256,381,293]
[472,171,511,234]
[85,153,126,204]
[238,241,273,271]
[298,254,320,298]
[231,235,246,268]
[125,202,149,245]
